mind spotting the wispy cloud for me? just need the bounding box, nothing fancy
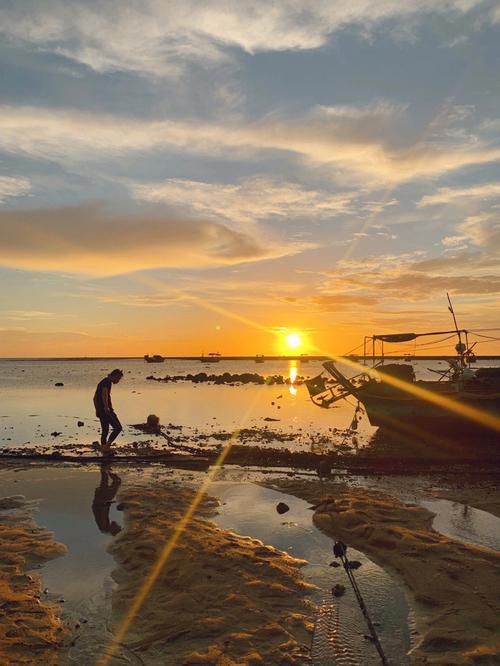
[1,104,499,186]
[0,1,487,78]
[418,182,500,207]
[0,203,313,275]
[0,176,30,202]
[131,176,355,223]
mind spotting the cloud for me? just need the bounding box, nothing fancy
[0,176,31,202]
[0,310,56,321]
[0,203,312,275]
[2,104,499,186]
[418,182,500,207]
[311,294,379,310]
[0,1,486,78]
[459,211,500,250]
[131,176,355,223]
[318,248,500,303]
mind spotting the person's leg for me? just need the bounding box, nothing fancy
[99,415,110,447]
[106,412,122,446]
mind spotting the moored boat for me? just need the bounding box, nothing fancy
[305,297,500,435]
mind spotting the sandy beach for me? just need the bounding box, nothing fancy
[107,481,315,665]
[0,496,67,666]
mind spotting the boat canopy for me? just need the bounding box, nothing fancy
[373,333,417,343]
[372,328,467,343]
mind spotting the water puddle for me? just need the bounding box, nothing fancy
[212,482,411,666]
[0,466,136,664]
[419,499,500,551]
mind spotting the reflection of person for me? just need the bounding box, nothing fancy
[92,466,122,536]
[93,369,123,453]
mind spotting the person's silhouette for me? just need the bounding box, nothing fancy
[91,465,122,535]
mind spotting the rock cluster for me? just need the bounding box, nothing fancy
[146,372,305,385]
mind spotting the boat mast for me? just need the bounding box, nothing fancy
[447,292,467,367]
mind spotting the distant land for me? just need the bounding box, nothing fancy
[2,356,500,362]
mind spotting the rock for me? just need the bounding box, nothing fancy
[348,560,362,570]
[276,502,290,515]
[54,382,64,387]
[51,431,62,437]
[332,584,346,597]
[329,561,341,568]
[147,414,160,430]
[77,421,84,427]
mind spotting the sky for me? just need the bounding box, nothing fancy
[1,0,500,357]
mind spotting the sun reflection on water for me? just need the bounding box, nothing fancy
[289,361,297,397]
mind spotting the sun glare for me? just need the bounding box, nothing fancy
[285,333,301,350]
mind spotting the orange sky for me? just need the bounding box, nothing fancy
[1,2,500,357]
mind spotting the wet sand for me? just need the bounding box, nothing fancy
[264,479,500,665]
[108,482,315,665]
[0,496,67,665]
[1,465,499,665]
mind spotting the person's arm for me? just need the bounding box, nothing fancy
[102,386,111,413]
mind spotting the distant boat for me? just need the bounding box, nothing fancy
[403,355,414,362]
[201,352,221,363]
[300,354,309,363]
[144,354,165,363]
[255,354,265,363]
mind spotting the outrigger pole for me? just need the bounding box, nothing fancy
[333,541,390,666]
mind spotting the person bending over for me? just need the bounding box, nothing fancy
[93,368,123,453]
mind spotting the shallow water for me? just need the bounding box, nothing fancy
[212,482,411,666]
[420,499,500,551]
[0,358,364,453]
[2,357,500,462]
[0,465,136,664]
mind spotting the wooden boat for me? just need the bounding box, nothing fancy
[305,298,500,435]
[144,354,165,363]
[254,354,265,363]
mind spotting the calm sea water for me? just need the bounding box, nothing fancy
[0,357,498,455]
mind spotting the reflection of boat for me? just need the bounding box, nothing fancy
[254,354,265,363]
[144,354,165,363]
[305,297,500,435]
[201,352,221,363]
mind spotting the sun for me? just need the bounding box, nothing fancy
[285,333,302,350]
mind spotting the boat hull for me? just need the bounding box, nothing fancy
[361,394,500,433]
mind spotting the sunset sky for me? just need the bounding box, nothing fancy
[1,1,500,357]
